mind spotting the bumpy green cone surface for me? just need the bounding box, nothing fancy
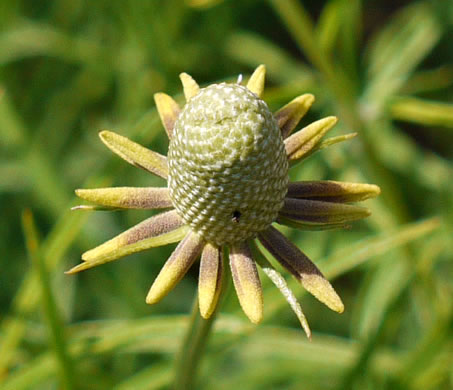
[168,83,288,245]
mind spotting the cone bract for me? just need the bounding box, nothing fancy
[168,83,288,245]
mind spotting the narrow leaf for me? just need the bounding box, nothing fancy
[250,240,311,338]
[285,116,338,163]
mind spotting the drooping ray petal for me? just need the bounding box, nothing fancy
[179,72,200,101]
[230,241,263,324]
[246,64,266,97]
[154,93,181,139]
[275,94,315,138]
[287,181,381,203]
[198,243,223,319]
[284,116,338,164]
[146,231,205,304]
[249,240,311,338]
[279,198,371,224]
[258,227,344,313]
[99,131,168,179]
[75,187,173,209]
[276,216,348,231]
[65,210,187,274]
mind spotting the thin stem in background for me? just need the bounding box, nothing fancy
[173,297,217,390]
[174,248,231,390]
[22,210,76,390]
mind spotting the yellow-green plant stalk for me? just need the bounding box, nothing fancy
[68,65,380,338]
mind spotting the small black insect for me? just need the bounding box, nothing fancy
[232,210,241,223]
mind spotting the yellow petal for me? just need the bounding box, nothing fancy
[284,116,338,163]
[230,241,263,324]
[275,94,315,138]
[179,72,200,101]
[259,227,344,313]
[198,243,223,319]
[154,92,181,139]
[75,187,172,209]
[287,181,381,203]
[246,64,266,97]
[99,131,168,179]
[146,231,205,304]
[65,210,187,273]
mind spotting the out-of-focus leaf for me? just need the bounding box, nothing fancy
[225,31,313,86]
[364,2,441,109]
[0,21,103,65]
[262,218,440,318]
[390,97,453,129]
[0,88,26,148]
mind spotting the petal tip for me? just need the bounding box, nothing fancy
[332,299,345,314]
[246,64,266,97]
[179,72,200,101]
[327,116,338,125]
[199,307,213,320]
[98,130,112,141]
[371,184,382,197]
[248,311,263,324]
[145,293,159,305]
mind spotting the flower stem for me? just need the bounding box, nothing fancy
[174,249,231,390]
[173,296,217,390]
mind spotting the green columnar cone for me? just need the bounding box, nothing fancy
[168,83,288,245]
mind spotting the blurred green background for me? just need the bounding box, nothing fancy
[1,0,452,389]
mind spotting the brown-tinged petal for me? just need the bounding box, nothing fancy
[246,64,266,97]
[230,241,263,324]
[153,93,181,139]
[99,131,168,179]
[276,216,348,231]
[258,226,344,313]
[146,231,205,304]
[275,94,315,138]
[249,240,311,338]
[279,198,371,224]
[180,72,200,101]
[65,210,187,274]
[74,187,173,209]
[287,181,381,203]
[198,243,223,319]
[284,116,338,164]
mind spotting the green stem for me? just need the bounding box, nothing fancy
[22,210,75,390]
[174,249,231,390]
[173,296,217,390]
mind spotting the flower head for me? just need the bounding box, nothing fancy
[68,65,380,337]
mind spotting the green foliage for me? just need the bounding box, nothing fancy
[1,0,452,389]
